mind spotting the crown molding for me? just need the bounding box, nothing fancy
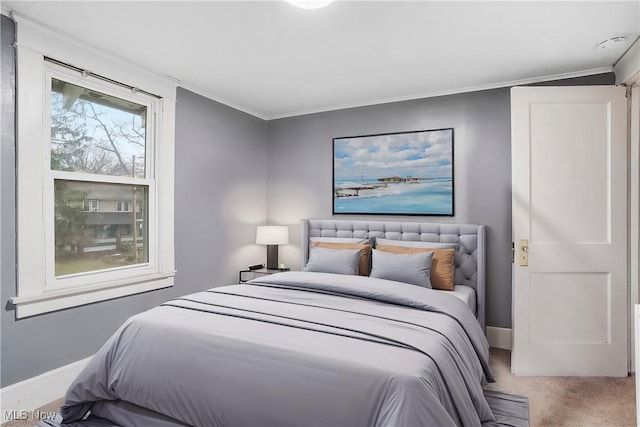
[614,36,640,85]
[175,82,268,120]
[266,67,614,120]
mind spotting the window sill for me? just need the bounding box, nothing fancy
[9,272,175,319]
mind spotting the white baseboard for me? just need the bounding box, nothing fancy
[1,356,91,424]
[487,326,513,350]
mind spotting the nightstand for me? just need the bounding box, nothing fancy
[239,268,290,283]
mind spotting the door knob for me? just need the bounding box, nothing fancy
[519,239,529,266]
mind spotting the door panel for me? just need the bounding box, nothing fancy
[530,102,609,244]
[511,86,627,376]
[529,272,610,344]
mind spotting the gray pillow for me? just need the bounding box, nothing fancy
[303,246,362,275]
[370,249,434,288]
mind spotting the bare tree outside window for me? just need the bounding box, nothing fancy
[50,79,146,177]
[51,79,149,276]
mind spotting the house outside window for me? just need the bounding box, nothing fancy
[11,18,176,318]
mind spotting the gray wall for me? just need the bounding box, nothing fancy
[173,88,268,289]
[0,14,267,386]
[266,73,615,329]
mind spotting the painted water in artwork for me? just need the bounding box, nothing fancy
[333,128,454,215]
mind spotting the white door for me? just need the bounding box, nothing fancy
[511,86,628,376]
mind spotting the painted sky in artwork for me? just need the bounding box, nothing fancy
[333,129,453,181]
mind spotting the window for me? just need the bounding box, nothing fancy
[116,201,131,212]
[56,182,147,276]
[12,20,176,318]
[82,199,100,212]
[47,73,155,285]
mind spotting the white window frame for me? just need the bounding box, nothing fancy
[83,199,100,213]
[45,66,159,291]
[10,16,176,318]
[116,201,131,213]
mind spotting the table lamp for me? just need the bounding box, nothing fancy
[256,225,289,270]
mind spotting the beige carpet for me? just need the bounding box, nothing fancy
[3,348,636,427]
[487,348,636,426]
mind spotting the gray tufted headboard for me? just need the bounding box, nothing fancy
[301,219,486,331]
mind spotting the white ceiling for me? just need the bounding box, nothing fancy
[3,1,639,119]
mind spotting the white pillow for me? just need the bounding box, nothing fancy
[370,249,434,288]
[310,237,371,244]
[375,238,458,250]
[303,246,362,275]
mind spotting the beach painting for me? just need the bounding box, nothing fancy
[333,128,454,215]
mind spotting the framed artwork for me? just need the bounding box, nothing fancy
[333,128,454,216]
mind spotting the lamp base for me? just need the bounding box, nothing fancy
[266,244,279,270]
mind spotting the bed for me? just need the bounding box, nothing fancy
[42,219,527,427]
[301,219,487,331]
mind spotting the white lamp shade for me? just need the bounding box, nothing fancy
[287,0,335,9]
[256,225,289,245]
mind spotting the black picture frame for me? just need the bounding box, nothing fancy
[333,128,454,216]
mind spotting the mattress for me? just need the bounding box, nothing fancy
[452,285,477,314]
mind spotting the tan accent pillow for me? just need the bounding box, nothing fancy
[311,241,371,276]
[375,244,456,290]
